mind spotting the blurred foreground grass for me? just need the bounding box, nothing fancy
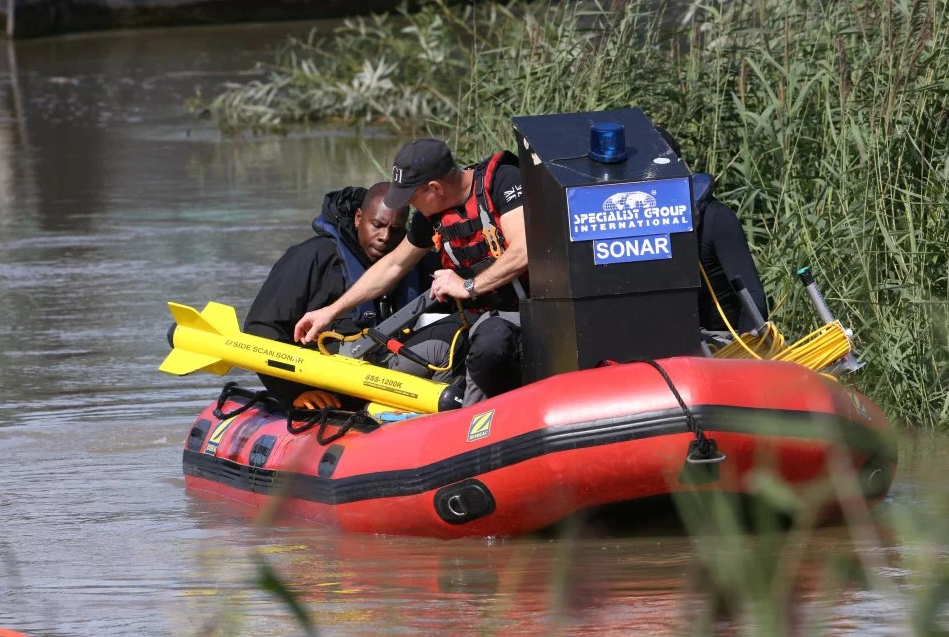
[163,431,949,637]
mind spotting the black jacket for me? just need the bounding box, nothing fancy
[697,198,769,333]
[245,187,367,345]
[243,187,389,406]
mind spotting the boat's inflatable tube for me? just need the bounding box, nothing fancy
[182,356,897,538]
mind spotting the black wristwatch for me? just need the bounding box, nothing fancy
[463,277,478,300]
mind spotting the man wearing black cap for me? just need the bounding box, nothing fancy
[294,138,528,405]
[246,182,461,410]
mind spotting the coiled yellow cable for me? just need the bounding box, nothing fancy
[772,321,851,371]
[420,299,471,373]
[700,265,852,374]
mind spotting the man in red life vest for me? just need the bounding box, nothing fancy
[294,138,529,406]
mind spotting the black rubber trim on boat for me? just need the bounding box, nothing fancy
[249,435,277,469]
[186,419,212,453]
[318,444,345,479]
[434,479,496,524]
[182,404,897,506]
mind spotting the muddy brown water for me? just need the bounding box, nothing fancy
[0,21,944,637]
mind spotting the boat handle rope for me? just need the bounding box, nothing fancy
[286,406,379,445]
[213,381,277,420]
[625,359,727,465]
[213,381,378,444]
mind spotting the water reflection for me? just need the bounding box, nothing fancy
[0,40,34,229]
[173,503,695,637]
[169,498,921,637]
[0,20,382,237]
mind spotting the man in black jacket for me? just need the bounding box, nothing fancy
[657,128,769,334]
[695,189,769,333]
[244,182,461,409]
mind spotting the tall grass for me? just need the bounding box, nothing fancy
[192,0,949,428]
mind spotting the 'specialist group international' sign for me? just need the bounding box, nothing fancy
[566,177,693,265]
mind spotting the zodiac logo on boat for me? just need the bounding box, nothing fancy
[204,416,236,456]
[467,409,495,442]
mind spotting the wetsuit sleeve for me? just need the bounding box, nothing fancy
[489,164,524,215]
[704,201,769,330]
[405,210,436,249]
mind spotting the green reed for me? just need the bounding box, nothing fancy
[187,1,481,132]
[192,0,949,428]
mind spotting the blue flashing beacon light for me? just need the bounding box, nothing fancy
[588,122,628,163]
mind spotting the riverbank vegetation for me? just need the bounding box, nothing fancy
[190,0,949,428]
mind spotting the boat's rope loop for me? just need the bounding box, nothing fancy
[286,407,379,445]
[213,381,277,420]
[213,382,378,445]
[625,359,727,465]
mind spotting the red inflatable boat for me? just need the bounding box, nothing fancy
[182,355,897,538]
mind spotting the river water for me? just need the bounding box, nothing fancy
[0,21,946,637]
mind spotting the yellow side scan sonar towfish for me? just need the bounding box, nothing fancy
[159,302,462,413]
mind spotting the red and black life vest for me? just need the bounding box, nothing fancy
[431,151,527,310]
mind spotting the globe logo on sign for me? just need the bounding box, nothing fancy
[603,191,657,213]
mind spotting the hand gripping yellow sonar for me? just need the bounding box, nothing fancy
[159,302,463,414]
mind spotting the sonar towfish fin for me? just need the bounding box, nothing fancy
[159,300,455,413]
[167,301,238,336]
[199,302,241,335]
[159,348,231,376]
[160,302,234,375]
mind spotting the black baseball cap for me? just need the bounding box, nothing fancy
[383,138,456,209]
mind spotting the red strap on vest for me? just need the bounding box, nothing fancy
[479,153,507,257]
[435,152,509,268]
[479,152,506,207]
